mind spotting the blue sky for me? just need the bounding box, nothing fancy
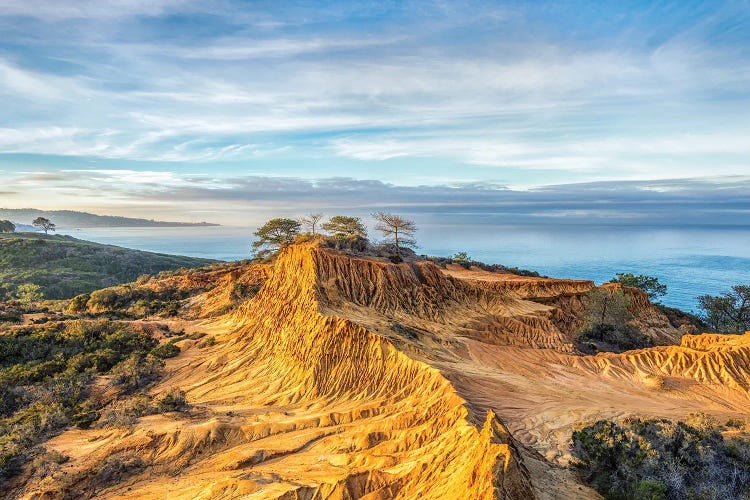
[0,0,749,224]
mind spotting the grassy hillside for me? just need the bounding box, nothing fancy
[0,233,215,299]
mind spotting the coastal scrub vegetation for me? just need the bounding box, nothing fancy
[572,415,750,499]
[0,319,183,478]
[425,252,542,277]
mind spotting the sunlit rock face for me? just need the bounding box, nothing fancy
[11,242,750,499]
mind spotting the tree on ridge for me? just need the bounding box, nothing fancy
[299,213,324,235]
[321,215,368,251]
[0,220,15,233]
[32,217,55,234]
[372,212,417,259]
[612,273,667,302]
[252,218,301,258]
[698,285,750,333]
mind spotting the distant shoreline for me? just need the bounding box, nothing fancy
[0,208,220,229]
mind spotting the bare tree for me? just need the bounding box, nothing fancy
[372,212,417,258]
[299,213,324,234]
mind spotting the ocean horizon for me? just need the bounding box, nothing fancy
[60,223,750,314]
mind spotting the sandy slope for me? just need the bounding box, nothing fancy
[12,243,750,499]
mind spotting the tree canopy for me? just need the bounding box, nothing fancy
[697,285,750,333]
[0,220,15,233]
[252,218,301,258]
[321,215,367,248]
[32,217,55,234]
[572,416,750,499]
[612,273,667,301]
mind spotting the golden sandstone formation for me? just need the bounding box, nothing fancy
[14,242,750,499]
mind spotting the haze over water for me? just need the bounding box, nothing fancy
[68,224,750,314]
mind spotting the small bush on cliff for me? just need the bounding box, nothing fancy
[149,341,180,359]
[110,354,164,393]
[572,417,750,499]
[156,388,188,412]
[92,453,147,489]
[656,304,705,333]
[66,293,90,314]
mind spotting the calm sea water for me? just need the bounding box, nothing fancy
[66,225,750,313]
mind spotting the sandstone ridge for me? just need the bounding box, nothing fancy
[12,242,750,500]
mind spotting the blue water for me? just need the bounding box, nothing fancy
[64,225,750,314]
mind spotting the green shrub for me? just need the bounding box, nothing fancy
[572,417,750,499]
[158,300,181,317]
[231,282,261,302]
[727,418,746,430]
[92,452,146,488]
[15,283,44,304]
[199,336,216,348]
[156,388,188,413]
[0,402,68,479]
[110,355,163,393]
[149,342,180,359]
[87,288,121,310]
[70,400,100,429]
[100,394,154,427]
[30,448,69,477]
[66,293,90,314]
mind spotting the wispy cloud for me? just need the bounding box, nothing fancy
[0,0,748,191]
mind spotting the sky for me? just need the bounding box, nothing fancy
[0,0,749,225]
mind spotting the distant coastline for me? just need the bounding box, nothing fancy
[0,208,220,229]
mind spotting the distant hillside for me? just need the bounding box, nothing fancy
[0,208,219,228]
[0,233,215,299]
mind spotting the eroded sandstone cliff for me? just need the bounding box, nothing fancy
[11,242,750,500]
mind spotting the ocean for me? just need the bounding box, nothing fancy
[65,224,750,314]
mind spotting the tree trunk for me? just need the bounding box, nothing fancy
[600,294,609,327]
